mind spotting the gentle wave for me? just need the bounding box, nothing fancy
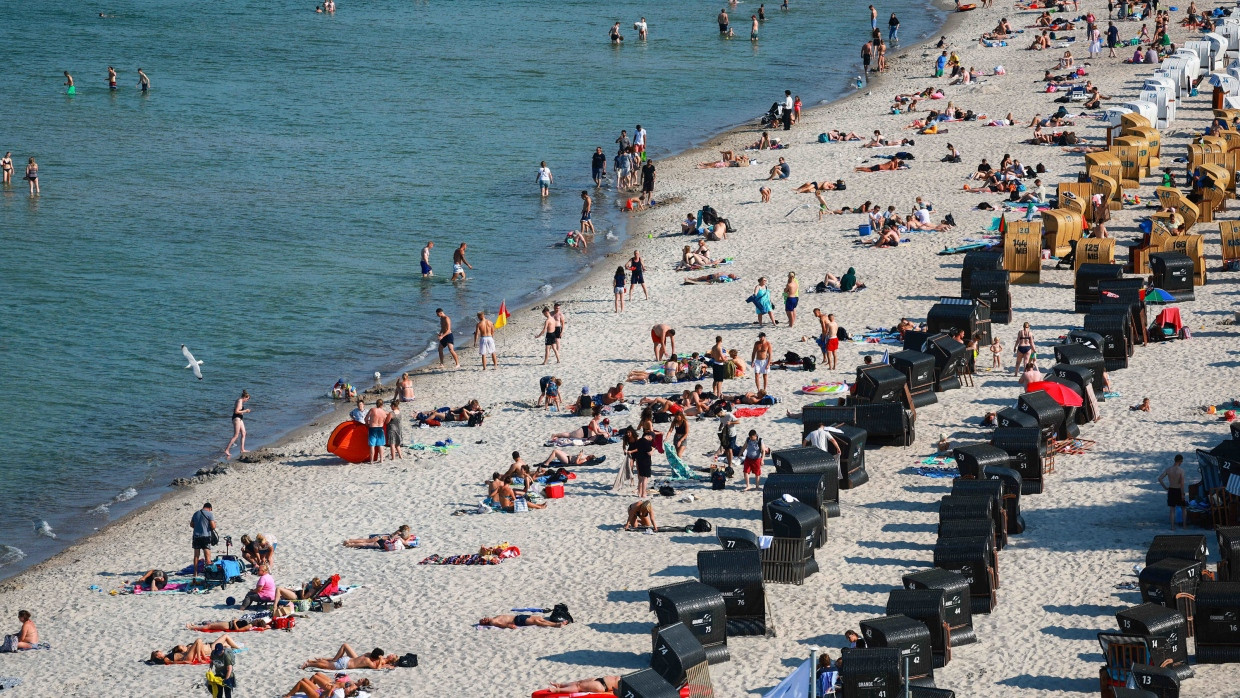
[34,521,56,539]
[0,545,26,568]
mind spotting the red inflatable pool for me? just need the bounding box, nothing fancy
[327,421,372,463]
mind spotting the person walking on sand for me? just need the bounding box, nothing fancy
[138,68,150,92]
[224,391,250,458]
[751,331,773,391]
[1158,454,1187,529]
[639,159,656,208]
[364,398,388,463]
[651,323,676,360]
[474,311,498,370]
[551,302,567,351]
[591,146,607,188]
[580,190,595,234]
[627,250,648,300]
[783,272,799,327]
[537,161,553,197]
[451,243,472,281]
[537,307,561,364]
[0,152,11,185]
[64,71,75,95]
[751,277,777,326]
[435,308,461,368]
[24,157,39,196]
[420,241,434,277]
[190,502,216,579]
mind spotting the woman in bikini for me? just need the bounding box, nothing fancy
[548,676,622,694]
[224,390,250,459]
[667,411,690,457]
[282,673,371,698]
[1,152,12,185]
[342,525,414,549]
[135,568,170,591]
[396,372,414,402]
[149,635,240,664]
[623,500,658,531]
[1012,322,1035,376]
[300,643,397,671]
[550,411,603,440]
[186,618,271,632]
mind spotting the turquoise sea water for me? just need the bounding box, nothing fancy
[0,0,943,577]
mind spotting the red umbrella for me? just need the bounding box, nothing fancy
[1025,382,1083,407]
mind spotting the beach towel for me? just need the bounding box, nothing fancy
[802,382,848,395]
[420,543,520,566]
[914,466,958,478]
[0,678,22,690]
[733,407,768,418]
[665,448,696,480]
[611,457,635,491]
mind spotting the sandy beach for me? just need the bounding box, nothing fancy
[3,1,1239,696]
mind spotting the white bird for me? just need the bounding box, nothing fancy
[181,344,204,380]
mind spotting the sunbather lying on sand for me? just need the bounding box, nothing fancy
[824,130,863,141]
[187,618,271,632]
[722,389,772,404]
[149,635,240,665]
[855,158,909,172]
[282,673,371,698]
[698,150,750,168]
[684,272,741,284]
[342,525,415,550]
[795,179,846,193]
[478,614,567,629]
[541,449,604,466]
[549,676,621,694]
[301,643,398,671]
[135,569,171,591]
[551,413,605,440]
[863,130,914,148]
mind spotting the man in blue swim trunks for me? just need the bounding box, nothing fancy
[364,399,388,463]
[435,308,461,368]
[420,240,434,277]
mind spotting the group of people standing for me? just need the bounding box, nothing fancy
[1,152,38,196]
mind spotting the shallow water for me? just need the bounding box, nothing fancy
[0,0,943,578]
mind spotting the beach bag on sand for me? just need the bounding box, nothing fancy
[272,616,296,631]
[467,412,484,427]
[659,485,676,497]
[396,653,419,668]
[0,635,16,653]
[711,470,727,490]
[818,133,830,143]
[692,518,713,533]
[802,356,817,372]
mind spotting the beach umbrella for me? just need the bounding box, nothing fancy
[1024,381,1083,407]
[1146,288,1176,304]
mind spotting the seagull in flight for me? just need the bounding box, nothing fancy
[181,344,204,380]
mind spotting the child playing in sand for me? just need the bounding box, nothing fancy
[1131,398,1151,412]
[990,337,1004,370]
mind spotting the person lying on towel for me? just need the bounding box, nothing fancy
[281,672,371,698]
[301,643,398,671]
[479,614,567,629]
[148,635,240,665]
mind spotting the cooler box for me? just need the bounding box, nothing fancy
[544,483,565,499]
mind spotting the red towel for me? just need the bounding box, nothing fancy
[733,407,769,418]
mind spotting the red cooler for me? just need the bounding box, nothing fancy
[544,483,565,499]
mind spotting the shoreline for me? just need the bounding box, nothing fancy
[0,2,956,584]
[7,0,1237,695]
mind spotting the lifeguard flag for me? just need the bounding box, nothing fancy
[494,300,510,329]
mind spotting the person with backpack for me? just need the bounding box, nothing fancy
[740,429,769,491]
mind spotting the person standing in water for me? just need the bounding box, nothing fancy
[224,391,250,459]
[137,68,150,92]
[25,157,39,196]
[420,241,434,277]
[537,161,553,197]
[64,71,75,95]
[1,152,12,185]
[869,4,878,31]
[750,14,759,41]
[580,191,595,234]
[435,308,461,368]
[107,66,118,90]
[451,242,472,281]
[717,7,731,35]
[474,311,498,371]
[591,146,607,188]
[637,17,648,40]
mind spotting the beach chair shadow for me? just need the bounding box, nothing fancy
[538,649,647,669]
[588,621,650,635]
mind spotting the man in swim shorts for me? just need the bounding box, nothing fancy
[708,335,728,396]
[108,65,117,90]
[137,68,150,92]
[451,242,472,281]
[435,308,460,368]
[580,190,595,234]
[751,332,772,391]
[651,323,676,361]
[365,399,388,463]
[420,241,434,277]
[479,614,567,629]
[718,8,730,34]
[474,311,497,371]
[825,313,840,369]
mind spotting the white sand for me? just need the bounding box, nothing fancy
[3,3,1239,696]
